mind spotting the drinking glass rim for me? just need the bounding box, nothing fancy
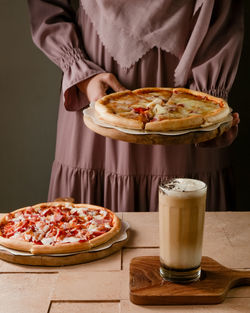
[159,178,207,194]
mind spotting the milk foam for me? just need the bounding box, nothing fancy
[160,178,206,198]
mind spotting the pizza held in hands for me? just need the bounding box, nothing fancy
[0,202,121,254]
[94,87,231,131]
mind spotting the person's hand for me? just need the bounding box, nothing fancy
[196,112,240,148]
[77,73,126,102]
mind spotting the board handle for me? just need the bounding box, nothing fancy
[230,269,250,287]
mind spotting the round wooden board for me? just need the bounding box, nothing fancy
[0,229,129,267]
[84,115,232,145]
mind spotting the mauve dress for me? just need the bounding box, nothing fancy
[27,0,244,212]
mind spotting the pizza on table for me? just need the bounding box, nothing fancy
[0,202,121,254]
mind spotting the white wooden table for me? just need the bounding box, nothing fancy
[0,212,249,313]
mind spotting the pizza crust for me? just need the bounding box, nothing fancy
[0,202,121,255]
[173,88,225,105]
[95,110,144,130]
[30,238,91,254]
[202,106,230,127]
[145,115,204,131]
[177,89,230,127]
[133,87,173,95]
[95,90,144,129]
[0,235,34,252]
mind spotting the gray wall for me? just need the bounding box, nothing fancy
[0,1,249,212]
[0,1,60,211]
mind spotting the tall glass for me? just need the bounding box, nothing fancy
[159,178,207,283]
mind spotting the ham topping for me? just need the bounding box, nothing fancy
[0,205,114,246]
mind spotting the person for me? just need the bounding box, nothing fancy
[27,0,244,212]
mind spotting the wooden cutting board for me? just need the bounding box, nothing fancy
[84,115,232,145]
[130,256,250,305]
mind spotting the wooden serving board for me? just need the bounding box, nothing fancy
[130,256,250,305]
[84,115,232,145]
[0,229,129,267]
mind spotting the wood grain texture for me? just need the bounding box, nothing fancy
[84,115,232,145]
[129,256,250,305]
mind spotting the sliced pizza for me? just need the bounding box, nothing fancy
[94,87,230,132]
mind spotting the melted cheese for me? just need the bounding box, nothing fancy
[153,103,168,115]
[174,98,218,115]
[41,237,55,245]
[61,236,82,243]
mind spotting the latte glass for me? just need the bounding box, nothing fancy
[159,178,207,283]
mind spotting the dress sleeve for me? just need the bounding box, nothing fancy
[27,0,105,111]
[188,0,244,101]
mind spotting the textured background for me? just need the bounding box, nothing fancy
[0,1,249,212]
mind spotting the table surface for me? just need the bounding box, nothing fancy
[0,212,249,313]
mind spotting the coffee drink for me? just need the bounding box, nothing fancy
[159,178,207,283]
